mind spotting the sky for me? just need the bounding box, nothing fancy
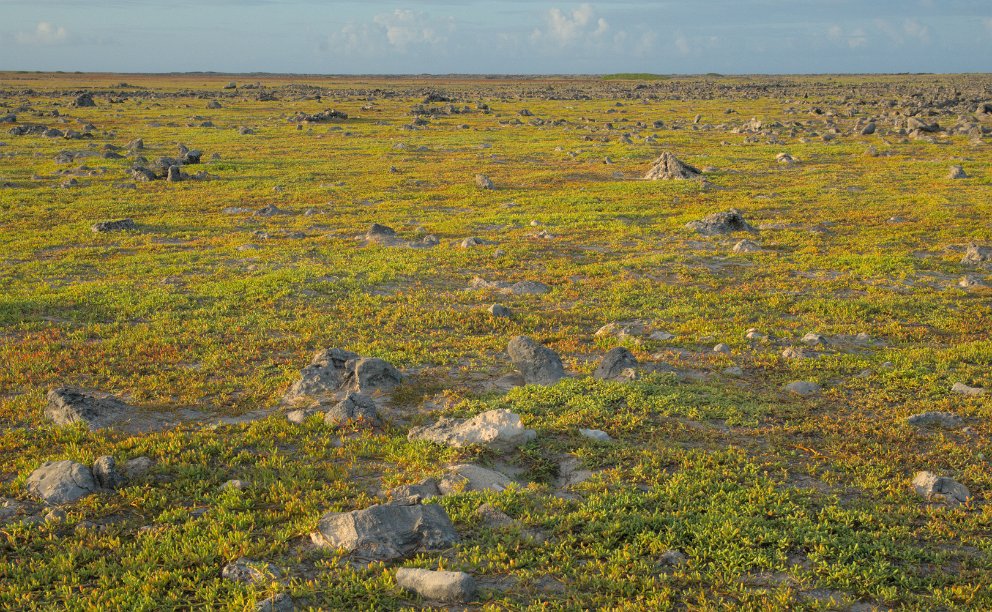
[1,0,991,74]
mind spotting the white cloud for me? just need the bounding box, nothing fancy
[15,21,67,45]
[874,18,931,45]
[327,10,454,56]
[827,24,868,48]
[902,18,930,44]
[532,3,610,47]
[373,9,453,50]
[674,30,690,55]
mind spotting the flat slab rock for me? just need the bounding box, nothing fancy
[439,464,514,495]
[396,567,477,602]
[45,386,130,429]
[311,503,458,561]
[26,460,97,505]
[408,409,536,452]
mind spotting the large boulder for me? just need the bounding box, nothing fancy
[344,358,402,394]
[72,93,96,107]
[395,568,477,602]
[311,503,458,560]
[408,409,536,452]
[284,350,401,404]
[26,460,97,504]
[283,348,359,403]
[45,387,130,429]
[644,151,701,180]
[507,336,564,385]
[594,347,638,380]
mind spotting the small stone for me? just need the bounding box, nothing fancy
[509,280,550,295]
[122,456,154,479]
[579,428,611,442]
[713,343,731,354]
[782,346,810,360]
[475,503,514,527]
[92,456,125,490]
[220,479,250,492]
[395,567,477,602]
[286,408,317,424]
[659,550,688,566]
[475,174,495,190]
[951,382,986,396]
[907,412,963,429]
[439,464,513,495]
[324,393,379,427]
[911,471,971,505]
[488,304,512,318]
[785,381,820,396]
[594,347,638,380]
[947,165,968,179]
[723,366,744,376]
[221,558,279,585]
[91,219,137,233]
[744,328,766,341]
[962,243,992,264]
[733,239,761,253]
[801,333,828,346]
[254,593,293,612]
[387,479,441,505]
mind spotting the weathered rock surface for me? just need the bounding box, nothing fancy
[395,568,477,602]
[387,479,441,505]
[324,393,379,427]
[594,347,638,380]
[686,209,757,235]
[254,593,293,612]
[508,336,565,385]
[907,412,963,429]
[92,456,125,490]
[285,350,402,403]
[26,461,97,504]
[311,503,458,560]
[439,464,513,495]
[221,558,280,585]
[912,471,971,505]
[644,152,701,180]
[408,409,536,451]
[45,387,130,429]
[962,243,992,264]
[91,219,137,233]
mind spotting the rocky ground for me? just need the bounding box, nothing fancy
[0,72,990,609]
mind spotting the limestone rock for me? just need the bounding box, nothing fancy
[911,471,971,505]
[438,464,513,495]
[26,460,97,505]
[508,336,564,385]
[408,409,536,451]
[594,347,637,380]
[324,393,379,427]
[45,387,130,429]
[395,568,477,602]
[644,152,701,180]
[311,503,458,560]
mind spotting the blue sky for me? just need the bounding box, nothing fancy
[1,1,991,74]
